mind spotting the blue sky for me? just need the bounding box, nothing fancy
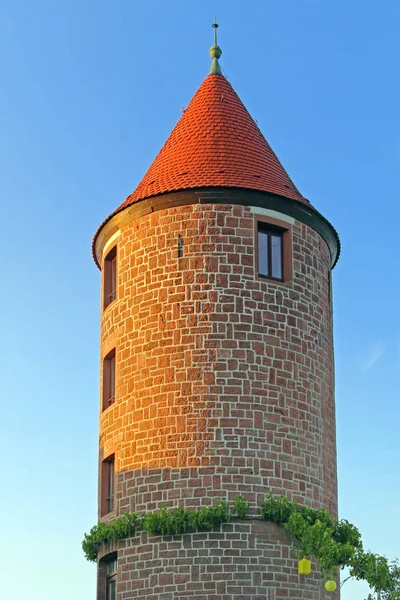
[0,1,398,598]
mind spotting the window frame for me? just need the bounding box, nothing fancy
[98,553,117,600]
[103,246,117,309]
[101,454,115,516]
[106,555,117,600]
[257,224,284,281]
[102,348,116,410]
[255,215,293,284]
[106,573,116,600]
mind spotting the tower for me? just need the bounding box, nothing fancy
[92,26,340,600]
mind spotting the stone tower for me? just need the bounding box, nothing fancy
[92,28,340,600]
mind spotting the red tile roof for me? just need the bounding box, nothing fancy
[117,73,310,212]
[93,71,343,269]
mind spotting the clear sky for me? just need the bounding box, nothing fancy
[0,1,398,599]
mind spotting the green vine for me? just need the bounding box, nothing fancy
[234,494,249,519]
[82,500,230,562]
[82,493,400,599]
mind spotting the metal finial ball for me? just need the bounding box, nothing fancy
[209,44,222,59]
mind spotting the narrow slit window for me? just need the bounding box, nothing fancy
[103,349,116,410]
[104,246,117,308]
[102,455,115,516]
[258,224,284,281]
[177,234,184,258]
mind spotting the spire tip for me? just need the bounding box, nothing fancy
[209,20,222,75]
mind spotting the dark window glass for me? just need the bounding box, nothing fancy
[103,349,116,409]
[271,234,283,279]
[104,246,117,308]
[107,579,116,600]
[105,555,117,600]
[110,354,115,403]
[258,230,269,277]
[106,558,118,575]
[102,456,115,515]
[110,257,116,301]
[258,224,283,281]
[107,458,114,513]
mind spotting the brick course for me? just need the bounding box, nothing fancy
[97,522,336,600]
[97,199,338,599]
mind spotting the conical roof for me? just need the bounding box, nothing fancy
[116,73,310,213]
[93,37,340,269]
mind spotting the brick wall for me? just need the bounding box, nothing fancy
[97,199,338,599]
[98,522,337,600]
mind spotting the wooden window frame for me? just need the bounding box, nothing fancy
[257,225,284,281]
[255,215,293,284]
[101,455,115,516]
[98,553,117,600]
[102,348,116,410]
[106,573,116,600]
[103,246,117,309]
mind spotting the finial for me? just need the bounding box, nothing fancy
[209,19,222,75]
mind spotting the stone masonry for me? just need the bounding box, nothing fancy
[96,197,338,599]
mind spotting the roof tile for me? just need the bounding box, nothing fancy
[115,73,310,213]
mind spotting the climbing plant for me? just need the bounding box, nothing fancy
[82,500,231,562]
[260,494,400,599]
[82,493,400,599]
